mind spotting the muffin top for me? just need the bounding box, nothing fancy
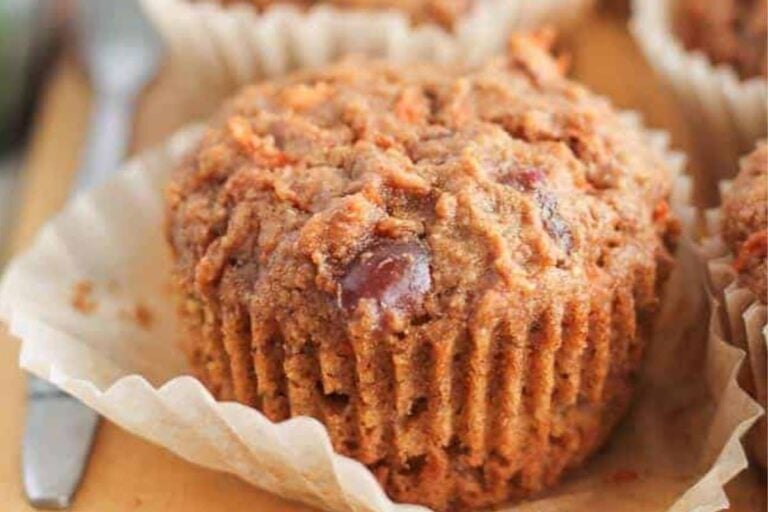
[218,0,471,28]
[675,0,767,79]
[167,33,677,336]
[722,141,767,302]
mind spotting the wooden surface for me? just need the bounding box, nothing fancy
[0,9,764,512]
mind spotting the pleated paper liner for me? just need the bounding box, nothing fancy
[630,0,768,201]
[0,106,761,510]
[699,183,767,469]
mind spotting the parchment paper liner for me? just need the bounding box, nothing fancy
[699,180,767,468]
[139,0,594,104]
[0,111,761,510]
[630,0,768,194]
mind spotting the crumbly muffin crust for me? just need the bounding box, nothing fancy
[218,0,471,28]
[722,141,767,302]
[675,0,768,79]
[167,33,678,510]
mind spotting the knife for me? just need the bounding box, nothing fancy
[23,1,163,508]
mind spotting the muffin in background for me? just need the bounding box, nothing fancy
[631,0,767,200]
[722,141,768,301]
[675,0,767,79]
[166,34,679,510]
[146,0,596,70]
[140,0,595,169]
[720,141,767,469]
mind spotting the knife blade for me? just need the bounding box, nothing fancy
[22,0,163,508]
[23,378,99,509]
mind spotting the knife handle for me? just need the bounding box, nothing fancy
[23,376,100,509]
[73,91,136,193]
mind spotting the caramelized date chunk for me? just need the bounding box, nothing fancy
[340,240,431,315]
[503,166,573,254]
[503,166,545,191]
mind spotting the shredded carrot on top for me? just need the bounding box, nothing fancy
[227,116,254,149]
[374,133,394,149]
[279,82,332,110]
[653,200,670,223]
[733,229,768,271]
[227,116,294,166]
[394,87,427,124]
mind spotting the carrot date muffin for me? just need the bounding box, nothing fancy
[675,0,767,79]
[218,0,470,27]
[719,140,767,468]
[167,33,678,510]
[722,140,767,301]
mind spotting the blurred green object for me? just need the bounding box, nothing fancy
[0,0,56,152]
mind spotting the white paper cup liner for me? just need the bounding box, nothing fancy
[699,183,767,468]
[630,0,768,193]
[0,106,762,510]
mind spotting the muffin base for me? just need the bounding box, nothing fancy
[180,283,650,510]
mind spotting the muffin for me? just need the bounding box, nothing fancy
[631,0,768,200]
[166,33,679,510]
[675,0,767,79]
[722,141,768,301]
[218,0,471,28]
[720,141,767,468]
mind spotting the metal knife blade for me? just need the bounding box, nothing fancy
[22,0,163,508]
[23,378,99,509]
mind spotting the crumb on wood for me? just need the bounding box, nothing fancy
[71,280,97,315]
[606,468,639,484]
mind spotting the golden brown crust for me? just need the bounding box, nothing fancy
[166,34,678,510]
[675,0,768,79]
[722,141,768,302]
[218,0,472,28]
